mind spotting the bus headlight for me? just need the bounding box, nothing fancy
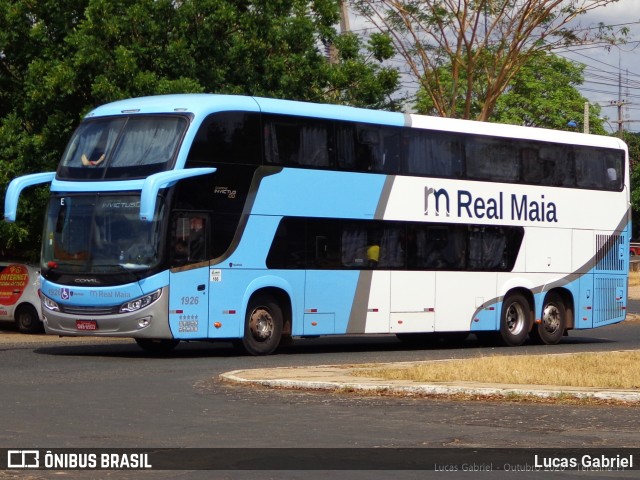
[119,289,162,313]
[42,295,60,312]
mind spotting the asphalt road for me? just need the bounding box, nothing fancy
[1,322,640,479]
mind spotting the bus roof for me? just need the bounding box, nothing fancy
[85,94,406,128]
[85,94,626,151]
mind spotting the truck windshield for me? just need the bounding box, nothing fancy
[42,194,165,274]
[57,115,188,179]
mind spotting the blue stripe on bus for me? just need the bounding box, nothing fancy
[41,271,170,307]
[206,268,359,338]
[250,169,388,219]
[303,270,361,335]
[223,215,283,268]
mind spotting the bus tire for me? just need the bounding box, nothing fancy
[135,338,180,354]
[530,293,566,345]
[499,293,531,346]
[16,304,43,334]
[240,294,283,356]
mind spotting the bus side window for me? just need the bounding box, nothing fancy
[402,130,464,177]
[468,227,507,271]
[466,136,519,182]
[341,225,368,267]
[264,120,300,165]
[186,112,261,166]
[381,129,401,174]
[266,217,306,269]
[355,126,395,173]
[411,225,467,270]
[171,214,208,266]
[308,220,340,269]
[521,147,542,184]
[604,150,624,191]
[378,225,404,268]
[335,123,357,170]
[299,123,331,167]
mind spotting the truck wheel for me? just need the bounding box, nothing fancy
[16,304,43,334]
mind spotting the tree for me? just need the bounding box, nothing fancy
[625,132,640,238]
[415,50,605,132]
[350,0,626,120]
[490,51,606,133]
[0,0,400,259]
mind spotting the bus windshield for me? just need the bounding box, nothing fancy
[57,115,188,179]
[42,194,165,274]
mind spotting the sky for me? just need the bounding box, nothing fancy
[347,0,640,134]
[559,0,640,134]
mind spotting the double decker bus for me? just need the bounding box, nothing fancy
[4,94,629,354]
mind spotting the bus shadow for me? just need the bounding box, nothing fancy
[32,332,617,359]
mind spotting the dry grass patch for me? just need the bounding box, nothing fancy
[629,269,640,287]
[355,351,640,389]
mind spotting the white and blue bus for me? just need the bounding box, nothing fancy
[4,94,630,354]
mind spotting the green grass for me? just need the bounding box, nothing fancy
[354,351,640,389]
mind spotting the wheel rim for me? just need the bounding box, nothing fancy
[18,311,33,328]
[505,302,526,336]
[249,306,274,342]
[542,303,561,334]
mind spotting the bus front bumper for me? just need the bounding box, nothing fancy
[41,289,173,339]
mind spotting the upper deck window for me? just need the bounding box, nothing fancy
[57,115,189,180]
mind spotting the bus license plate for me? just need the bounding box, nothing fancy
[76,320,98,331]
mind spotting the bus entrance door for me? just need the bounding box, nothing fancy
[169,267,210,339]
[167,213,211,338]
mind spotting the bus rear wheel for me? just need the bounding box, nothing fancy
[499,293,532,346]
[240,294,283,356]
[530,293,566,345]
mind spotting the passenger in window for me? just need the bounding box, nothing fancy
[189,217,206,261]
[173,240,188,261]
[367,243,380,267]
[367,229,382,267]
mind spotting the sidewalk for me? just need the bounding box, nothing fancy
[220,359,640,404]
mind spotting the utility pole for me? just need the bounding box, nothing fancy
[609,67,629,138]
[339,0,350,33]
[327,1,351,64]
[583,102,589,134]
[609,99,629,138]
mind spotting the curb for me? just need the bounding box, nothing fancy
[220,364,640,403]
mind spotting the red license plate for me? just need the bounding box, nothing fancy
[76,320,98,331]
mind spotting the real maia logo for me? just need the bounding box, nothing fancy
[424,187,558,223]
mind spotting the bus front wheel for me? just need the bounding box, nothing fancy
[499,293,532,346]
[530,293,566,345]
[240,294,283,356]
